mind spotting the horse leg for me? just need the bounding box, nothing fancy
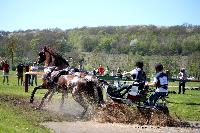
[72,90,88,117]
[60,88,67,109]
[47,87,57,102]
[30,84,45,103]
[36,89,52,109]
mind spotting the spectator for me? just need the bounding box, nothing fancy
[116,67,122,78]
[93,67,97,76]
[2,60,9,85]
[30,62,38,86]
[110,70,115,76]
[97,64,105,75]
[178,68,188,94]
[16,62,24,86]
[104,66,110,76]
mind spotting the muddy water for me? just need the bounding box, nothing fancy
[43,96,199,133]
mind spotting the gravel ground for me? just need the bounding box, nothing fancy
[42,121,200,133]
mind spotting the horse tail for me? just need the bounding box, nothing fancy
[86,81,104,105]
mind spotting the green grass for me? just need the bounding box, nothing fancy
[0,71,64,133]
[0,102,50,133]
[167,85,200,121]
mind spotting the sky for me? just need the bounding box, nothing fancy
[1,0,200,31]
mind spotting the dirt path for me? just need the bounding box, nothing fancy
[42,121,200,133]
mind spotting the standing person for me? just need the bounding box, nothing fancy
[116,67,122,78]
[104,66,110,76]
[2,60,9,85]
[110,70,115,76]
[146,63,168,106]
[30,62,38,86]
[16,62,24,86]
[178,68,188,94]
[97,64,105,75]
[93,67,97,76]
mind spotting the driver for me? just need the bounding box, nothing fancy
[146,63,168,106]
[122,61,147,91]
[123,61,147,83]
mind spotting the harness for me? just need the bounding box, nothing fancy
[45,49,69,67]
[156,72,168,90]
[132,69,146,83]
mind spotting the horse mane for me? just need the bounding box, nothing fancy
[43,46,69,66]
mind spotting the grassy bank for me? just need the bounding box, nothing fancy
[0,71,64,133]
[167,82,200,121]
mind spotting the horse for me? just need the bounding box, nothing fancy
[30,46,104,115]
[35,74,104,116]
[30,46,63,102]
[59,75,104,115]
[30,46,72,103]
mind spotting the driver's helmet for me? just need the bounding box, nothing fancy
[135,61,144,68]
[180,68,185,72]
[155,63,163,72]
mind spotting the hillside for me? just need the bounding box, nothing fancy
[0,25,200,78]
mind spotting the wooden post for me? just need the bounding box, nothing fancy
[25,73,29,92]
[24,65,30,92]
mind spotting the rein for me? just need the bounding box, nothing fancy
[44,48,68,67]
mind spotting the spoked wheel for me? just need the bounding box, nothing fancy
[154,104,169,114]
[106,86,125,103]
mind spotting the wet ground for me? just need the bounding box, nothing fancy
[42,98,200,133]
[1,94,199,133]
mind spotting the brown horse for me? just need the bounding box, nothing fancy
[36,74,104,116]
[30,46,104,115]
[58,75,104,115]
[30,46,70,104]
[30,46,94,104]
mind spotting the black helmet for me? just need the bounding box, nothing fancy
[135,61,144,68]
[155,63,163,71]
[180,68,185,72]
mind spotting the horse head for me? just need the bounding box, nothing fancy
[36,50,46,64]
[36,46,69,69]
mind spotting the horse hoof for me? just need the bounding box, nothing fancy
[30,99,34,103]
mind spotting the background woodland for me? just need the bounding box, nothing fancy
[0,24,199,78]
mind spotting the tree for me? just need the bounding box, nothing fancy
[7,36,19,67]
[78,35,98,52]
